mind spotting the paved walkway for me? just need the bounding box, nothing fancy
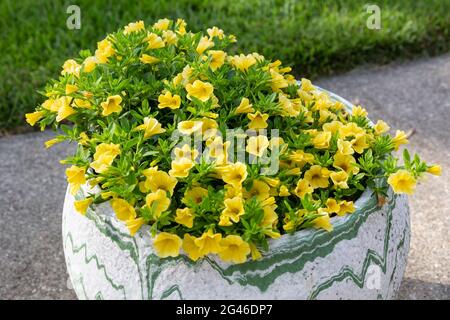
[1,54,449,299]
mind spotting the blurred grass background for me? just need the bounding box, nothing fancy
[1,0,449,131]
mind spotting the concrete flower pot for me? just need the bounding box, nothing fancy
[62,89,410,300]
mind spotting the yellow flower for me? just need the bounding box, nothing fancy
[279,185,291,196]
[73,98,92,109]
[134,117,166,139]
[169,158,195,178]
[301,78,315,92]
[351,134,369,154]
[153,232,182,258]
[176,18,187,35]
[288,150,315,167]
[250,243,262,261]
[392,130,409,150]
[427,165,441,176]
[323,120,343,134]
[153,18,171,31]
[270,69,288,92]
[279,94,301,117]
[61,59,80,76]
[235,97,254,114]
[79,132,89,145]
[246,135,270,157]
[158,91,181,109]
[339,122,365,139]
[304,165,330,189]
[174,144,199,162]
[374,120,390,135]
[218,235,250,264]
[196,36,214,54]
[175,208,195,228]
[183,186,208,205]
[182,234,203,261]
[44,138,60,148]
[243,180,270,201]
[123,20,145,35]
[145,33,165,49]
[25,111,44,126]
[65,84,78,95]
[247,111,269,130]
[146,189,171,218]
[294,179,314,198]
[207,26,224,39]
[352,105,368,117]
[229,54,256,72]
[261,206,278,229]
[139,54,160,65]
[90,143,121,173]
[56,103,76,122]
[222,196,245,223]
[201,118,219,140]
[82,56,97,73]
[95,39,115,63]
[111,198,136,221]
[221,162,248,189]
[313,131,332,149]
[143,169,177,195]
[333,153,359,174]
[65,165,86,195]
[337,139,354,155]
[325,198,340,214]
[100,95,122,116]
[186,80,214,102]
[177,120,203,135]
[337,200,355,216]
[194,229,222,255]
[313,210,333,232]
[387,170,416,195]
[74,198,93,215]
[125,217,146,236]
[330,170,349,189]
[208,50,226,71]
[162,30,178,45]
[218,214,233,227]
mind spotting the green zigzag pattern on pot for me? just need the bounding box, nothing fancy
[66,190,403,299]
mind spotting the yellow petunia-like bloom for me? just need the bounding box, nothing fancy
[101,95,122,116]
[183,186,208,205]
[387,169,416,195]
[146,189,171,218]
[427,165,441,176]
[177,120,203,135]
[25,111,44,126]
[330,170,349,189]
[153,18,171,31]
[134,117,166,139]
[221,162,248,189]
[186,80,214,102]
[229,54,256,72]
[62,59,81,77]
[304,165,330,189]
[392,130,409,150]
[243,180,270,201]
[333,152,359,174]
[247,111,269,130]
[123,20,145,35]
[351,134,369,154]
[169,158,195,178]
[374,120,390,135]
[158,91,181,109]
[270,69,288,92]
[279,185,291,196]
[56,103,76,122]
[352,105,368,117]
[145,33,165,50]
[294,179,314,198]
[313,210,333,232]
[90,143,121,173]
[313,131,332,149]
[65,165,86,195]
[162,30,178,45]
[74,198,93,215]
[83,56,97,73]
[246,135,270,157]
[337,139,354,155]
[175,208,195,228]
[208,50,226,71]
[194,229,223,256]
[139,54,160,65]
[95,39,115,64]
[125,217,146,236]
[222,196,245,223]
[142,169,177,195]
[196,36,214,55]
[207,26,224,39]
[182,234,203,261]
[153,232,182,258]
[218,235,250,264]
[235,97,254,114]
[111,198,136,221]
[337,200,355,216]
[65,84,78,95]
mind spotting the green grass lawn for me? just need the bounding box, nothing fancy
[1,0,449,131]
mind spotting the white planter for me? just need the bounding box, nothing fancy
[63,185,410,300]
[62,88,410,300]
